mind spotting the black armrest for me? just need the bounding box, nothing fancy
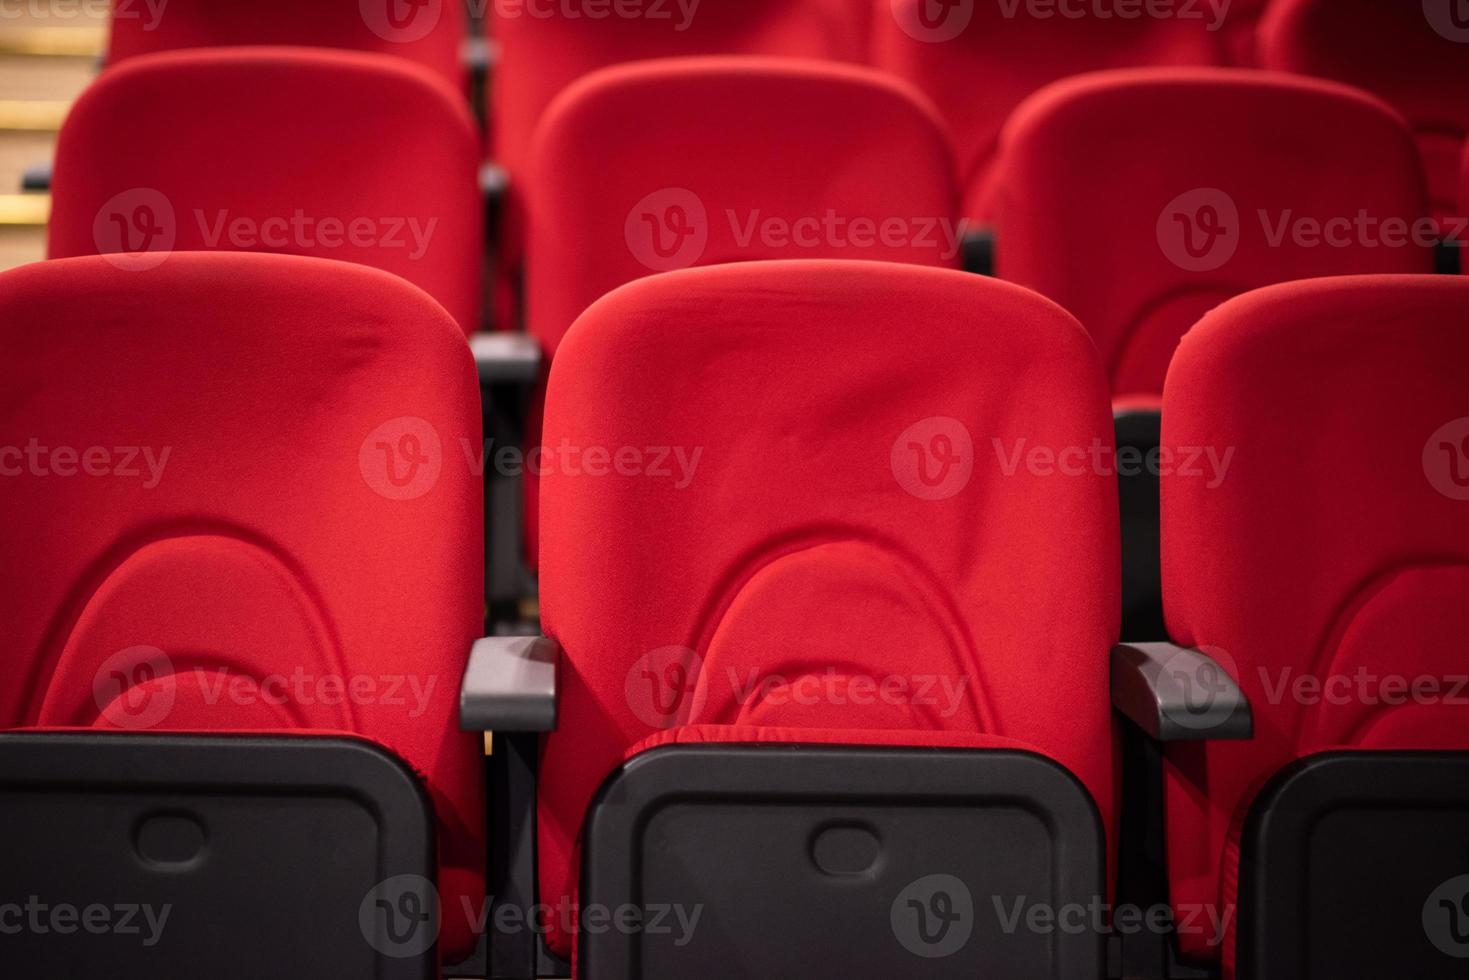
[480,161,506,219]
[22,161,51,194]
[466,634,564,978]
[1113,405,1161,450]
[479,162,509,332]
[462,37,491,137]
[470,332,541,386]
[460,635,559,732]
[462,35,492,75]
[1435,238,1462,275]
[472,327,540,619]
[1113,407,1165,642]
[960,226,995,276]
[1111,642,1252,741]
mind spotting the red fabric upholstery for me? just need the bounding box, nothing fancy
[1159,275,1469,965]
[536,259,1120,958]
[1463,142,1469,240]
[995,68,1435,399]
[521,55,960,567]
[527,56,959,356]
[1259,0,1469,220]
[491,0,869,190]
[490,0,871,326]
[107,0,467,88]
[0,253,486,960]
[628,724,1046,757]
[1219,0,1268,66]
[47,47,483,334]
[872,0,1223,223]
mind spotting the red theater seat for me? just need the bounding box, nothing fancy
[0,252,485,969]
[1219,0,1268,66]
[1259,0,1469,220]
[994,68,1435,400]
[1462,139,1469,251]
[523,260,1120,970]
[46,47,483,334]
[1155,275,1469,975]
[491,0,869,187]
[521,55,959,567]
[106,0,468,89]
[489,0,870,327]
[526,56,959,358]
[872,0,1224,224]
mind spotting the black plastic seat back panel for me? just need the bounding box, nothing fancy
[581,745,1105,980]
[1239,751,1469,979]
[0,733,437,980]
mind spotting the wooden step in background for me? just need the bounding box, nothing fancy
[0,0,105,270]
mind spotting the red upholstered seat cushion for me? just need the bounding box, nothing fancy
[1159,275,1469,965]
[995,68,1434,398]
[536,259,1120,958]
[106,0,468,88]
[0,253,486,960]
[47,47,483,333]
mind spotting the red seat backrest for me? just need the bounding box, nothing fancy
[1462,141,1469,246]
[0,251,485,958]
[107,0,468,88]
[1159,275,1469,965]
[1260,0,1469,219]
[526,56,960,357]
[491,0,870,207]
[872,0,1224,223]
[1219,0,1269,66]
[535,259,1121,959]
[995,68,1435,399]
[47,47,483,334]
